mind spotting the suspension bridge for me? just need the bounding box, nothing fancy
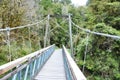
[0,14,120,80]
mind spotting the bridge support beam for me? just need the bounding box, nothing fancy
[68,14,74,58]
[44,15,50,47]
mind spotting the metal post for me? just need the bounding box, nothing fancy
[32,59,37,76]
[48,15,51,46]
[82,33,89,73]
[44,15,50,47]
[68,14,74,58]
[6,27,11,61]
[12,73,17,80]
[28,27,32,53]
[37,23,41,49]
[24,65,29,80]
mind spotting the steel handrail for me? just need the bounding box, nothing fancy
[63,45,86,80]
[0,45,54,75]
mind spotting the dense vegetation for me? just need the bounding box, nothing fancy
[0,0,120,80]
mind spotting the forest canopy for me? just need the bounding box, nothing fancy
[0,0,120,80]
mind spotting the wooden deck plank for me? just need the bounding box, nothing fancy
[34,49,66,80]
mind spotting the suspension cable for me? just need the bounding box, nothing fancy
[37,23,41,49]
[55,21,69,34]
[71,21,120,39]
[11,18,47,30]
[71,20,120,73]
[0,17,47,32]
[50,21,69,34]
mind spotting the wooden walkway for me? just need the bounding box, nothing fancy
[34,49,66,80]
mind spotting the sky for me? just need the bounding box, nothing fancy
[71,0,88,6]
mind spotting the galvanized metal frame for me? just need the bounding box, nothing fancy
[0,45,55,80]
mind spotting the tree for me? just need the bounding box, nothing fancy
[61,0,71,4]
[0,0,27,28]
[73,0,120,80]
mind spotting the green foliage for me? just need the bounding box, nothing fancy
[0,0,120,80]
[0,0,26,28]
[60,0,71,4]
[95,23,120,35]
[72,0,120,80]
[41,0,52,10]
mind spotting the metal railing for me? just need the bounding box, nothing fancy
[62,45,86,80]
[0,44,55,80]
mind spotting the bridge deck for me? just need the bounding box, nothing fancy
[34,49,66,80]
